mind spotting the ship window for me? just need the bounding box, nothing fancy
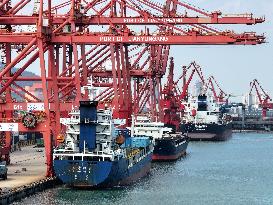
[93,157,100,161]
[105,157,111,162]
[83,156,93,161]
[74,156,82,161]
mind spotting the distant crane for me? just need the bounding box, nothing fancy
[249,79,273,118]
[178,61,205,101]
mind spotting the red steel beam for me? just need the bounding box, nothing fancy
[0,15,265,26]
[48,34,264,45]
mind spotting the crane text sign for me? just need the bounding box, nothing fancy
[27,103,45,111]
[123,18,183,24]
[0,123,19,132]
[13,103,46,111]
[99,36,169,43]
[51,35,250,45]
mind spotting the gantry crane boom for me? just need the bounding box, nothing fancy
[0,0,265,25]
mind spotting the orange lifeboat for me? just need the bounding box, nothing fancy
[116,135,125,146]
[57,134,65,143]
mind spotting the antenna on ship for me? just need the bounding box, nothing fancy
[82,76,98,101]
[131,115,135,138]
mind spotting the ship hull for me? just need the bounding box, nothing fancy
[181,123,232,141]
[53,153,152,188]
[152,136,189,161]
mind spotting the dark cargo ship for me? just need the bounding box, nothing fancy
[132,117,189,161]
[53,101,153,188]
[181,122,232,141]
[181,94,232,141]
[152,133,189,161]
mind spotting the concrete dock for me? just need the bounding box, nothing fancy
[0,146,47,190]
[0,146,59,204]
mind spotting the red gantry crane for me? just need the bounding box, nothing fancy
[249,79,273,118]
[161,60,206,131]
[0,0,265,176]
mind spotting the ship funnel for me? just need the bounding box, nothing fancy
[79,101,98,152]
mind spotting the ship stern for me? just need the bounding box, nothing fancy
[54,160,113,188]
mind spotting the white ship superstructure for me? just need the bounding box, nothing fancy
[183,94,221,124]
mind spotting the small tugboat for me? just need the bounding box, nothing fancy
[53,101,153,188]
[181,94,232,141]
[132,116,189,161]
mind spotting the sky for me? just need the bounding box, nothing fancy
[169,0,273,100]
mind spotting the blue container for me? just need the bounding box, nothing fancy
[130,137,151,148]
[115,129,131,139]
[13,135,19,144]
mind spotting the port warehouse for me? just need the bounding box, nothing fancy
[232,111,273,131]
[0,0,268,204]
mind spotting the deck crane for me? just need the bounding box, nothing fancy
[205,76,228,104]
[0,0,266,176]
[178,61,205,101]
[249,79,273,118]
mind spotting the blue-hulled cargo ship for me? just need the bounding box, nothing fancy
[53,101,153,188]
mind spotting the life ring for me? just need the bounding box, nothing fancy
[22,113,38,129]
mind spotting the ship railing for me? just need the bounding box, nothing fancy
[94,150,114,155]
[66,117,81,123]
[98,121,111,124]
[53,152,114,162]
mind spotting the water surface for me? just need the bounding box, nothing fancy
[13,133,273,205]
